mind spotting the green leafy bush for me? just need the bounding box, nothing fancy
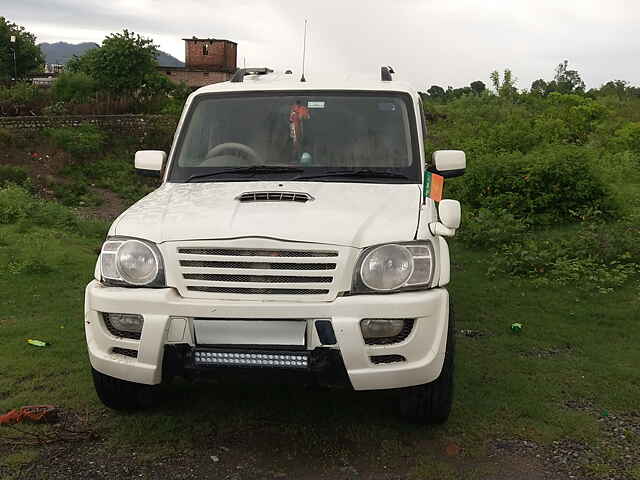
[615,122,640,152]
[458,208,528,248]
[449,146,616,224]
[45,125,106,156]
[51,182,103,207]
[60,154,155,203]
[0,127,12,146]
[0,184,107,237]
[489,220,640,292]
[0,165,29,188]
[0,82,49,116]
[52,71,98,103]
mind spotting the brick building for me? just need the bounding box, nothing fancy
[160,37,237,88]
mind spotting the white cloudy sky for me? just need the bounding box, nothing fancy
[4,0,639,90]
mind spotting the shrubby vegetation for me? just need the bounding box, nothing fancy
[426,65,640,291]
[45,124,106,156]
[0,183,106,238]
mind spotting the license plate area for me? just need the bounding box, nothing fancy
[193,318,307,348]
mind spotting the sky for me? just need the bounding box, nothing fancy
[3,0,640,90]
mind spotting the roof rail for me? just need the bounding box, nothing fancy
[381,66,395,81]
[230,67,274,83]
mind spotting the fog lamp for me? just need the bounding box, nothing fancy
[360,319,405,339]
[107,313,144,333]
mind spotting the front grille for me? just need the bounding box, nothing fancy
[102,313,141,340]
[364,319,415,345]
[176,244,341,299]
[112,347,138,358]
[236,191,314,203]
[370,355,406,364]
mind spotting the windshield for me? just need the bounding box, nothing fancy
[168,91,420,183]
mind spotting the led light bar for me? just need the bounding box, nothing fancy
[194,350,309,369]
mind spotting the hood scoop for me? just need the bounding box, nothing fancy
[236,191,314,203]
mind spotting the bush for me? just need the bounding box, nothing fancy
[51,182,103,207]
[60,154,155,203]
[0,165,29,188]
[489,219,640,292]
[458,208,528,248]
[45,125,106,156]
[0,82,49,116]
[0,128,11,147]
[615,122,640,152]
[0,184,107,237]
[52,71,98,103]
[449,146,616,224]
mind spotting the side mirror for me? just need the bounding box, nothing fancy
[439,199,461,229]
[431,150,466,178]
[430,199,461,237]
[135,150,166,177]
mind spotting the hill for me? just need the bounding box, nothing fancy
[38,41,184,67]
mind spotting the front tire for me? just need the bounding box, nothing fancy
[91,367,158,410]
[398,304,455,424]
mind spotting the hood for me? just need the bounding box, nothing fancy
[112,181,422,248]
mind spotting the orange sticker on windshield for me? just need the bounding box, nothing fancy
[430,174,444,202]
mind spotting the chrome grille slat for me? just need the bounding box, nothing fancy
[179,260,336,271]
[183,273,333,283]
[178,248,336,257]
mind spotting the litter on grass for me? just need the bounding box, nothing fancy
[0,405,58,425]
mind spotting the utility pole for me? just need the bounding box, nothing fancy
[10,35,17,82]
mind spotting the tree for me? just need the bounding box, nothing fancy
[554,60,585,94]
[530,79,548,95]
[490,69,518,97]
[427,85,446,99]
[470,80,486,95]
[0,17,44,82]
[598,80,630,100]
[72,29,161,95]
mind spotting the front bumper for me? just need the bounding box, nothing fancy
[84,281,450,391]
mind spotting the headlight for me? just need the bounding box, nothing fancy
[353,241,435,293]
[100,238,165,287]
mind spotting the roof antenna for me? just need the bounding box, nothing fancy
[300,19,308,82]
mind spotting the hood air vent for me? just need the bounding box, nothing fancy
[236,191,314,203]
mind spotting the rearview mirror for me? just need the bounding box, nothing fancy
[430,199,461,237]
[431,150,466,178]
[439,199,461,229]
[135,151,166,177]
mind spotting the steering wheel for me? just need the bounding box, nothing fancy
[205,142,261,164]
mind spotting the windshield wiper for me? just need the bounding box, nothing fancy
[292,169,411,181]
[185,165,304,183]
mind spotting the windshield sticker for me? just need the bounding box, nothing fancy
[308,101,325,109]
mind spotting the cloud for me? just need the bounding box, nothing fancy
[4,0,640,89]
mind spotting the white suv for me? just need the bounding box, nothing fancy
[84,67,465,424]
